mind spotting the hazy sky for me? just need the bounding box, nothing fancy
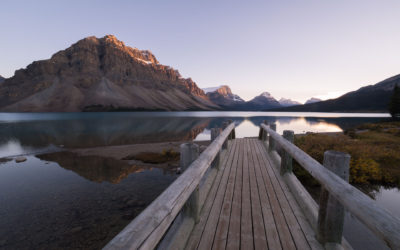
[1,0,400,103]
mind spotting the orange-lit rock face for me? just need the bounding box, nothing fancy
[0,35,217,111]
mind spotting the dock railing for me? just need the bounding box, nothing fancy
[259,122,400,250]
[104,122,235,250]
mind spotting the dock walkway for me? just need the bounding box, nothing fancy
[186,138,321,250]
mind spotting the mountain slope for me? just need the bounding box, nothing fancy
[0,35,218,112]
[275,74,400,112]
[203,85,245,109]
[0,75,4,84]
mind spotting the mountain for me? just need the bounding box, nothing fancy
[0,75,4,83]
[279,98,301,107]
[0,35,218,112]
[203,85,245,109]
[275,74,400,112]
[243,92,281,110]
[305,97,322,104]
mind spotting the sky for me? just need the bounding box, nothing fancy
[1,0,400,103]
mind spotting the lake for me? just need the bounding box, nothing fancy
[0,111,396,249]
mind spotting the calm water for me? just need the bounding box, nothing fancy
[0,112,396,249]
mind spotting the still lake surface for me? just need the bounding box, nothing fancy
[0,112,397,249]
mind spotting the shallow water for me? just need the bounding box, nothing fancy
[0,111,396,249]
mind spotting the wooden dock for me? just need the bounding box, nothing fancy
[104,122,400,250]
[185,138,321,250]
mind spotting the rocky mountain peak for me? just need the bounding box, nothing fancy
[279,98,301,107]
[260,92,272,98]
[0,35,216,111]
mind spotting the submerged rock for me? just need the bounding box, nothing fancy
[15,156,27,163]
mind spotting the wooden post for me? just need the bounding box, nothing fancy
[180,143,200,171]
[280,130,294,175]
[180,143,200,222]
[317,150,350,247]
[228,120,235,139]
[268,123,276,151]
[222,122,229,150]
[211,128,221,169]
[262,120,268,141]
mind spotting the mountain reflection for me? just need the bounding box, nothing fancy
[37,152,175,184]
[0,113,388,152]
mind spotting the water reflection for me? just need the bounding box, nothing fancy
[37,152,176,184]
[0,112,389,157]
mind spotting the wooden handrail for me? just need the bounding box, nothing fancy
[104,123,235,250]
[260,123,400,249]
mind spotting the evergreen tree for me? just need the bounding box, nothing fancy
[389,84,400,119]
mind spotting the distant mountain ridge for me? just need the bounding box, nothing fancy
[305,97,321,104]
[279,98,301,107]
[0,35,217,112]
[275,74,400,112]
[203,86,282,110]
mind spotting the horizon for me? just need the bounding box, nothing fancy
[1,1,400,103]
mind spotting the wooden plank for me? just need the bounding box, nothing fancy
[197,139,240,250]
[226,139,243,250]
[250,139,282,250]
[241,139,254,250]
[252,139,311,250]
[261,124,400,250]
[253,141,297,250]
[186,140,238,250]
[255,140,323,250]
[212,139,241,250]
[247,138,268,249]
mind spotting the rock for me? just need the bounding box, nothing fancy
[15,156,27,163]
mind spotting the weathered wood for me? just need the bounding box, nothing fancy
[211,128,221,170]
[247,139,269,249]
[253,140,323,250]
[268,123,276,152]
[241,139,254,249]
[281,130,294,175]
[318,151,350,246]
[261,123,400,249]
[180,143,200,171]
[267,147,352,250]
[180,143,201,222]
[228,120,236,139]
[212,139,240,250]
[226,140,243,250]
[250,140,282,250]
[197,140,239,250]
[222,122,229,149]
[185,140,237,250]
[104,123,235,250]
[262,120,268,141]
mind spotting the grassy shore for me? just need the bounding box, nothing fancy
[293,121,400,196]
